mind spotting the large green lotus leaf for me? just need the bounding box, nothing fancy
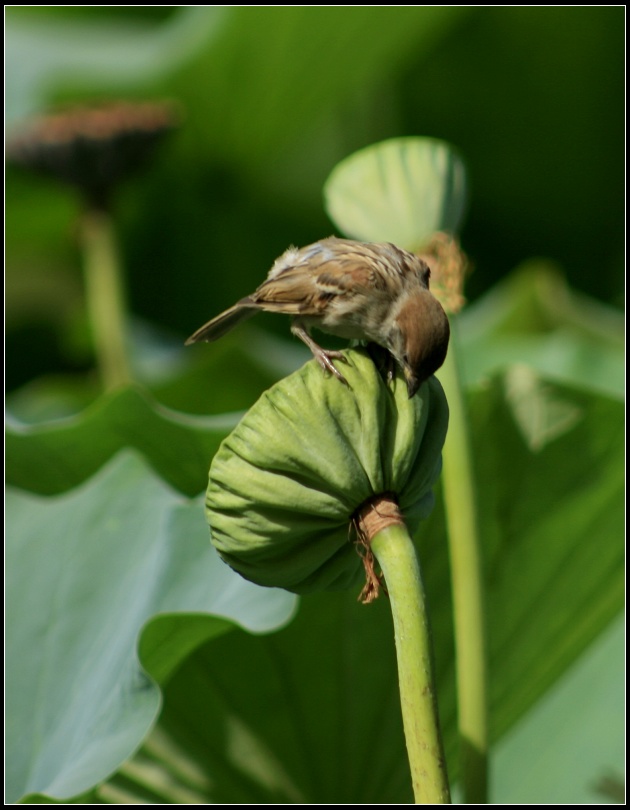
[99,372,622,803]
[5,385,239,497]
[324,137,467,251]
[460,371,623,740]
[6,452,296,804]
[457,259,625,400]
[492,613,624,804]
[156,590,414,804]
[20,611,627,806]
[5,324,295,426]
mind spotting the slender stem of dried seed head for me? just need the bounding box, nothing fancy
[437,327,489,804]
[418,234,489,803]
[355,495,451,804]
[79,209,133,391]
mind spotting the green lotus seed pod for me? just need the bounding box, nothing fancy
[206,348,448,594]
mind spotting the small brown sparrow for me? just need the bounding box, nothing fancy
[186,237,450,397]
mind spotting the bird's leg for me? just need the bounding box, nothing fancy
[291,320,349,385]
[366,342,397,385]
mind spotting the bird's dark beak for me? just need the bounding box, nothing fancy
[404,369,421,399]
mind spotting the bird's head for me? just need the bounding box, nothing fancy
[390,291,450,398]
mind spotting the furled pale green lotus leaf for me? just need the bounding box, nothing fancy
[324,136,467,252]
[206,348,449,594]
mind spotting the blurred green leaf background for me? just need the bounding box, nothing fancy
[6,6,623,394]
[5,6,624,805]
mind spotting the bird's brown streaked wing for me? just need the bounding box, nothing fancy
[252,259,378,316]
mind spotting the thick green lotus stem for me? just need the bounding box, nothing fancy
[79,209,132,391]
[438,327,488,803]
[358,498,450,804]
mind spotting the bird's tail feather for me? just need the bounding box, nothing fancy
[185,299,258,344]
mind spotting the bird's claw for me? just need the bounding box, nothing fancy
[314,349,350,386]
